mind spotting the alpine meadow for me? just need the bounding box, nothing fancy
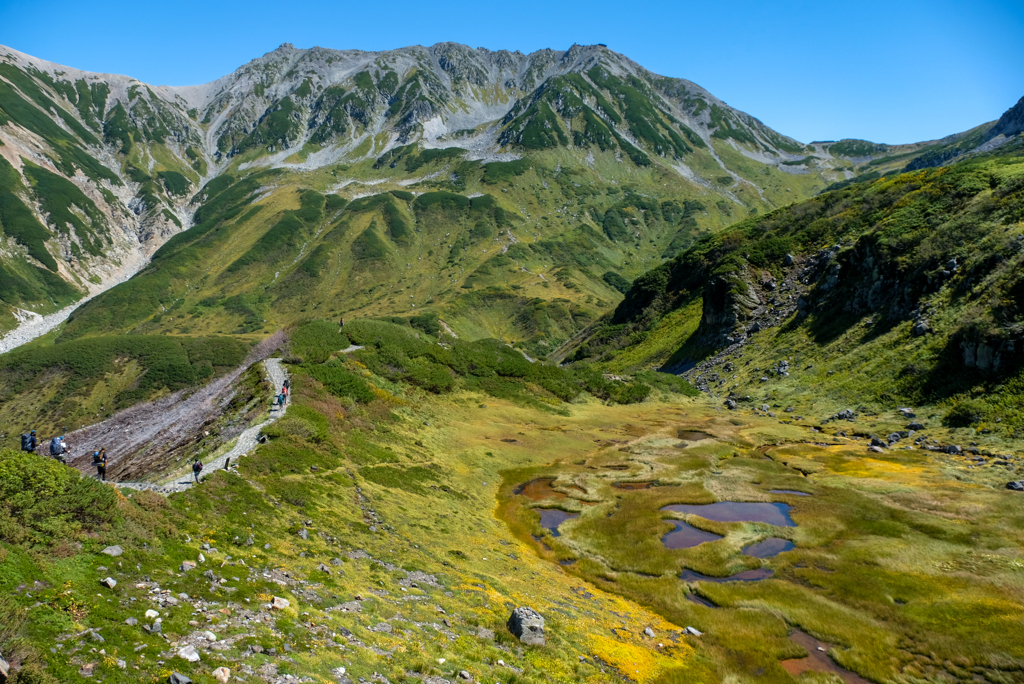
[0,37,1023,684]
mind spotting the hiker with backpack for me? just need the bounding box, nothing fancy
[50,435,69,463]
[92,449,107,482]
[192,459,203,483]
[20,430,37,453]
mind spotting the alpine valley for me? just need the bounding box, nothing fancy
[0,40,1023,684]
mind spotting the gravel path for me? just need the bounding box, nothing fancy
[0,298,97,354]
[115,358,289,495]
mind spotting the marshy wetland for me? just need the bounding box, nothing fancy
[499,406,1024,683]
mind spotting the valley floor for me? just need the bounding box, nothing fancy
[1,355,1022,684]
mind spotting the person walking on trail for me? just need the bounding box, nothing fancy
[21,430,37,453]
[283,378,290,391]
[92,449,107,481]
[282,384,289,401]
[50,435,70,463]
[192,459,203,483]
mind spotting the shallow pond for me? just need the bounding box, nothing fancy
[742,537,795,558]
[662,521,724,549]
[680,568,774,582]
[685,593,718,607]
[781,629,872,684]
[613,481,657,490]
[770,489,811,496]
[516,478,564,501]
[537,509,577,537]
[662,501,796,527]
[677,429,713,441]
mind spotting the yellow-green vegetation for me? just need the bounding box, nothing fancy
[1,319,1020,684]
[569,145,1024,436]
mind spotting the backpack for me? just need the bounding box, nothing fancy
[51,437,63,456]
[193,461,203,473]
[21,434,32,452]
[92,451,101,464]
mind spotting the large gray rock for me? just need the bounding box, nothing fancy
[1006,481,1024,492]
[101,545,123,557]
[0,655,10,680]
[297,528,309,540]
[168,674,192,684]
[508,606,545,646]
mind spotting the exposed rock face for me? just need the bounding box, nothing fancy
[507,606,545,646]
[693,266,761,348]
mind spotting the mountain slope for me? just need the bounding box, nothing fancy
[1,40,951,345]
[562,127,1024,435]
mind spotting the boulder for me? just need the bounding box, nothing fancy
[330,557,345,566]
[145,609,159,619]
[271,596,290,610]
[887,433,901,443]
[459,671,472,681]
[784,254,795,266]
[203,631,218,642]
[125,617,138,626]
[907,422,925,430]
[724,399,737,410]
[168,674,193,684]
[101,545,123,557]
[317,563,332,574]
[180,561,196,572]
[945,445,963,455]
[507,606,545,646]
[297,528,309,540]
[197,553,205,564]
[1006,481,1024,492]
[644,627,656,638]
[102,577,117,588]
[1,655,10,680]
[212,667,231,683]
[177,644,201,662]
[869,446,885,453]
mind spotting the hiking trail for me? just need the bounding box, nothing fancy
[114,358,289,495]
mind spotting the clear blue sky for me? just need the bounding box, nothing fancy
[2,0,1021,144]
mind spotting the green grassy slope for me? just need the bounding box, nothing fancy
[565,140,1024,436]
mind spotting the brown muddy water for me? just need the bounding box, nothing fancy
[742,537,795,558]
[662,520,724,549]
[613,481,657,490]
[680,568,774,582]
[677,429,713,441]
[781,629,873,684]
[662,501,796,527]
[537,509,578,537]
[515,478,565,501]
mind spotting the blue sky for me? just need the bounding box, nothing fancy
[1,0,1021,144]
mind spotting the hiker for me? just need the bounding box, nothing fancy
[192,459,203,483]
[339,317,345,328]
[50,435,70,463]
[282,384,289,400]
[283,378,290,391]
[20,430,37,453]
[92,449,107,482]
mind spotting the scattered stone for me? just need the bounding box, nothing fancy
[869,446,885,453]
[887,433,901,443]
[197,553,205,563]
[297,528,309,540]
[89,629,105,643]
[907,422,925,430]
[203,631,218,642]
[101,577,117,588]
[212,667,231,684]
[784,254,795,266]
[178,644,201,662]
[79,663,95,676]
[145,609,159,619]
[271,596,290,610]
[459,671,472,681]
[180,561,196,572]
[330,557,345,566]
[1007,481,1024,492]
[644,627,656,638]
[685,626,703,636]
[117,659,126,669]
[125,617,138,626]
[168,673,193,684]
[101,545,123,557]
[317,563,332,574]
[476,627,495,640]
[723,399,737,410]
[203,570,216,581]
[945,445,963,455]
[0,656,9,680]
[508,606,545,646]
[248,644,264,654]
[371,622,393,634]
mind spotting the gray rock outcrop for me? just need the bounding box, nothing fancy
[507,606,545,646]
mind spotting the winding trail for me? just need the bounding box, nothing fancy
[114,358,290,495]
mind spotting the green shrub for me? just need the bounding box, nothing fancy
[291,320,350,363]
[0,449,118,546]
